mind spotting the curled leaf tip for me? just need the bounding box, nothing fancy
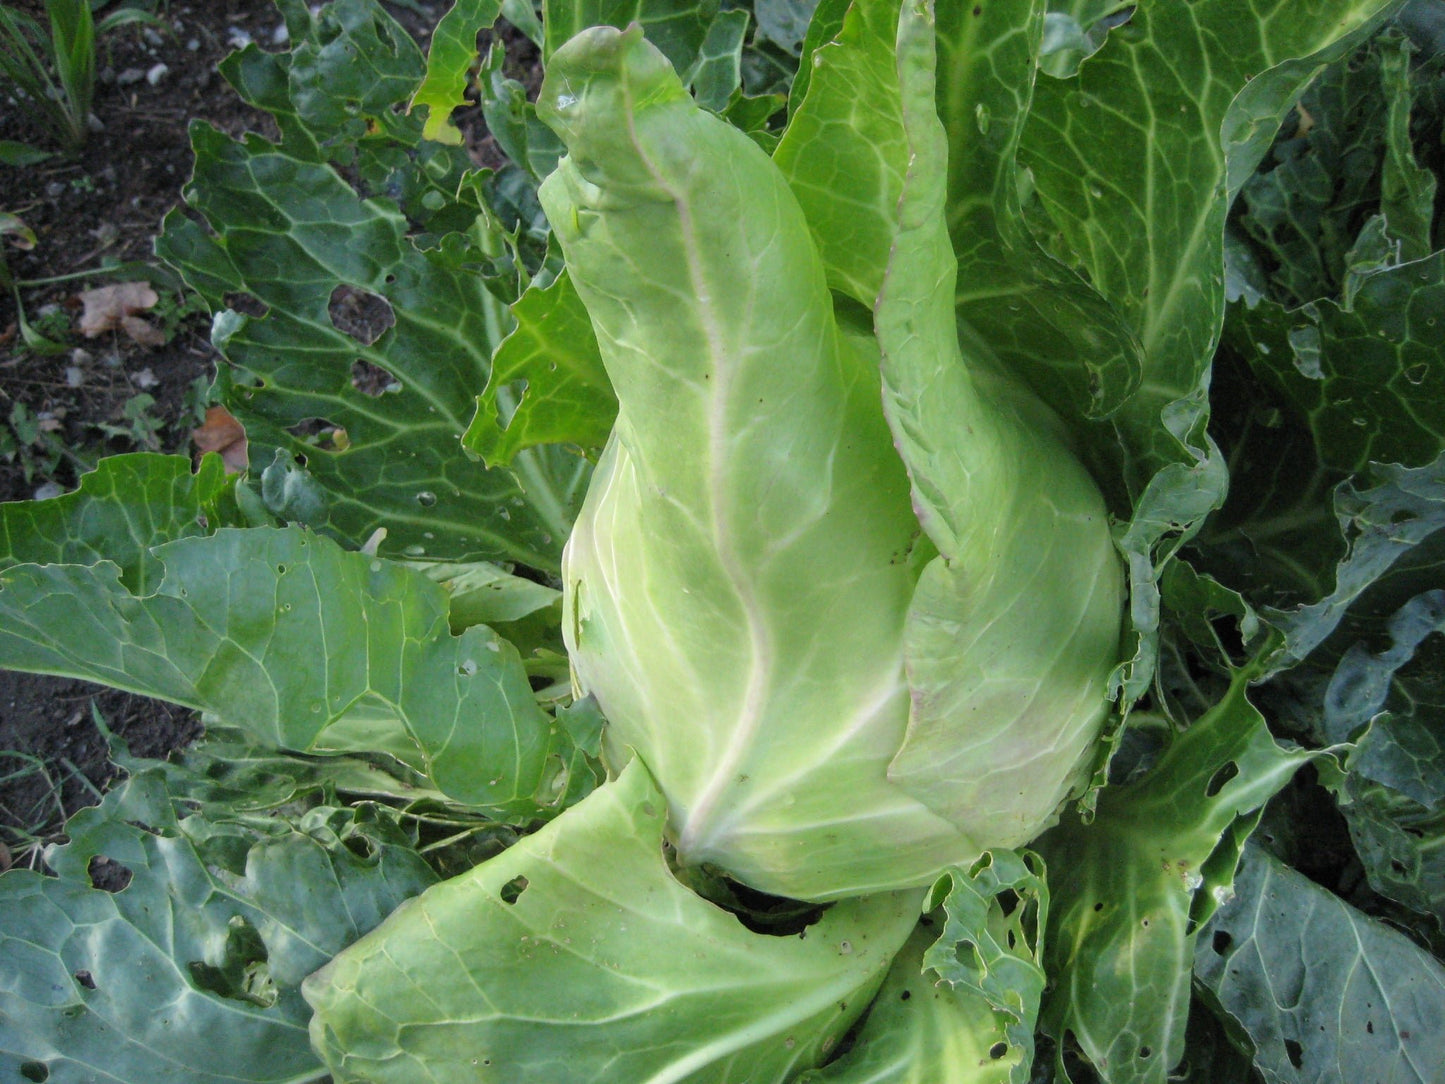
[538,23,687,153]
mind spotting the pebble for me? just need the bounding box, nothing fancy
[117,67,147,86]
[146,62,170,86]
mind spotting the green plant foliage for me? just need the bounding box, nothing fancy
[2,0,1444,1080]
[1197,842,1445,1082]
[156,0,588,569]
[0,759,435,1083]
[0,453,239,588]
[305,759,922,1082]
[1036,673,1318,1082]
[463,268,615,467]
[0,523,587,816]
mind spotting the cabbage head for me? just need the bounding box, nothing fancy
[542,23,1124,902]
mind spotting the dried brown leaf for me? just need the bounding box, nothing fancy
[192,405,248,473]
[77,282,161,343]
[120,314,167,347]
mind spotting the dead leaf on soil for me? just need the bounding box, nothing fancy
[192,405,248,473]
[77,282,166,346]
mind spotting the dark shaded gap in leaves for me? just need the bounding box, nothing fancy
[1206,761,1240,798]
[223,291,268,318]
[500,874,528,904]
[86,855,131,892]
[328,284,396,345]
[351,357,403,396]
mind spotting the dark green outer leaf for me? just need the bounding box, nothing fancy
[0,766,435,1084]
[1196,842,1445,1084]
[1226,30,1399,308]
[1330,768,1445,933]
[157,125,579,568]
[0,527,568,818]
[0,453,237,592]
[1036,674,1316,1083]
[1315,589,1445,929]
[1021,0,1395,703]
[1267,453,1445,670]
[286,0,428,146]
[1021,0,1396,470]
[1229,250,1445,475]
[463,268,615,467]
[937,0,1145,440]
[543,0,736,76]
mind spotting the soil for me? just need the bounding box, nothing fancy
[0,0,455,867]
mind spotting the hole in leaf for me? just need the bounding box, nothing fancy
[19,1062,48,1082]
[1205,761,1239,797]
[187,915,278,1007]
[328,284,395,345]
[351,358,402,396]
[666,855,828,935]
[500,875,529,904]
[1285,1039,1303,1068]
[1209,614,1247,663]
[74,970,96,990]
[87,856,131,892]
[954,939,982,973]
[1212,930,1232,955]
[989,1042,1008,1059]
[344,834,378,862]
[900,989,911,1001]
[223,291,268,318]
[285,419,348,452]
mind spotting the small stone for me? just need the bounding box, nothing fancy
[32,482,64,501]
[145,62,169,86]
[117,67,147,86]
[272,22,289,45]
[227,27,253,49]
[65,366,84,388]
